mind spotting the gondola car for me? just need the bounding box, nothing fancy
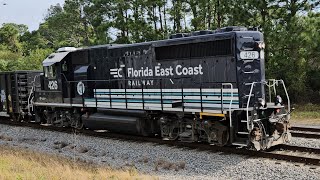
[1,27,292,150]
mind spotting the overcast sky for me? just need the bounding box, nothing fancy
[0,0,65,31]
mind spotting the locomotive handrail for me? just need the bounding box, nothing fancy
[246,82,257,131]
[265,79,290,118]
[221,83,234,128]
[266,80,277,103]
[160,79,163,111]
[280,80,290,118]
[246,79,291,131]
[60,73,69,82]
[65,78,235,116]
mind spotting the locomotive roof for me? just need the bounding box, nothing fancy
[80,30,262,51]
[48,31,261,60]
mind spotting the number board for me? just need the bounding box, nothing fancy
[240,51,259,59]
[48,81,58,90]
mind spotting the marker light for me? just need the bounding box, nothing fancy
[258,42,265,49]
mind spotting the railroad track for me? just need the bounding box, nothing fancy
[291,126,320,139]
[1,119,320,166]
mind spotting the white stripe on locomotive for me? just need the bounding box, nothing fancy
[85,88,239,113]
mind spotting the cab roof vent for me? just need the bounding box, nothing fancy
[215,26,247,33]
[57,47,77,52]
[190,30,214,36]
[169,33,189,39]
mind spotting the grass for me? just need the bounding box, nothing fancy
[0,145,156,180]
[290,103,320,125]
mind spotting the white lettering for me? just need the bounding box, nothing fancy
[128,68,133,77]
[122,65,203,84]
[48,81,58,90]
[176,65,183,76]
[155,66,161,76]
[175,64,203,76]
[199,64,203,75]
[128,80,154,87]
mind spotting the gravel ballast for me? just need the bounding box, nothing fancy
[0,124,320,180]
[288,137,320,149]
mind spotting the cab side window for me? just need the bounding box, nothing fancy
[44,65,56,79]
[62,61,68,72]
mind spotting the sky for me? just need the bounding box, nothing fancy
[0,0,65,31]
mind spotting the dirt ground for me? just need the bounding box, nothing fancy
[290,118,320,126]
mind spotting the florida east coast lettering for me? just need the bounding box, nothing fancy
[127,64,203,78]
[111,64,204,87]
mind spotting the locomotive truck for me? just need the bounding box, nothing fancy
[0,26,292,150]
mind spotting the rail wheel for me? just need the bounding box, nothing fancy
[74,118,83,130]
[205,121,229,146]
[43,109,52,124]
[161,124,179,140]
[52,112,64,127]
[71,111,83,130]
[10,113,21,122]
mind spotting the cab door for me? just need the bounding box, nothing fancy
[61,59,74,99]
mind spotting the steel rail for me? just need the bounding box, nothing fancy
[1,119,320,166]
[291,132,320,139]
[291,126,320,133]
[276,144,320,154]
[290,126,320,139]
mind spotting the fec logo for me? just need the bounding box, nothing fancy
[110,64,125,78]
[77,81,85,95]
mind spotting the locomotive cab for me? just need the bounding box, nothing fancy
[35,46,94,105]
[33,47,91,127]
[36,47,76,104]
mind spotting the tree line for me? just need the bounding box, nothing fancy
[0,0,319,103]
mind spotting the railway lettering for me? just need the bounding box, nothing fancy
[128,79,154,87]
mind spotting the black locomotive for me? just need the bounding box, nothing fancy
[0,27,292,150]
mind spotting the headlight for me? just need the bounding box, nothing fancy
[258,98,266,108]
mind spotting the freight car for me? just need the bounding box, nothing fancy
[0,71,41,119]
[0,27,292,150]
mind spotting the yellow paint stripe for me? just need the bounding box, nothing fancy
[200,112,225,119]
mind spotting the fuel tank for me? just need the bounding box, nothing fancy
[82,108,152,135]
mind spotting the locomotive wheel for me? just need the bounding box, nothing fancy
[10,113,20,122]
[161,125,179,140]
[216,128,229,146]
[52,113,63,128]
[74,119,84,130]
[43,110,52,124]
[71,112,83,130]
[169,127,179,140]
[206,121,229,146]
